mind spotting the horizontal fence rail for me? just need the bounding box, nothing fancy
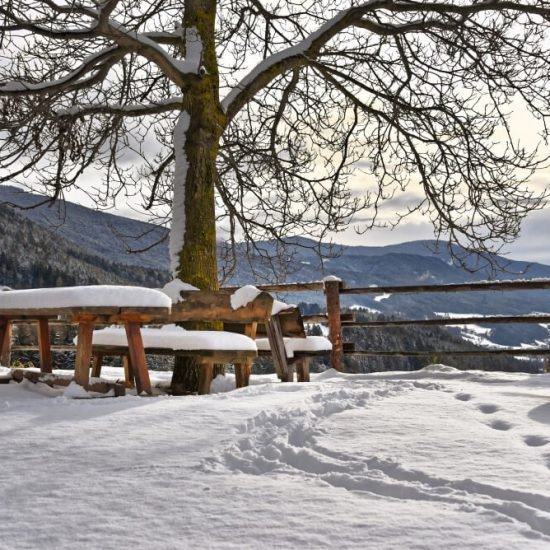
[340,279,550,295]
[343,315,550,328]
[350,349,550,357]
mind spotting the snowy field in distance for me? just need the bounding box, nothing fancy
[1,366,550,549]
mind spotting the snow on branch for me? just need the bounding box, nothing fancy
[0,46,121,96]
[55,96,183,118]
[221,0,550,121]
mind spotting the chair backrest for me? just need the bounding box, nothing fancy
[161,290,275,324]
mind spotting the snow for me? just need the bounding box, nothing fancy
[374,293,392,302]
[161,279,199,303]
[86,325,258,352]
[272,299,295,315]
[323,275,342,283]
[173,27,203,74]
[221,6,357,112]
[230,285,261,310]
[0,285,171,310]
[256,335,332,358]
[1,366,550,548]
[257,335,332,356]
[169,111,191,276]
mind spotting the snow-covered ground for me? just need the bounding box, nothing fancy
[1,365,550,549]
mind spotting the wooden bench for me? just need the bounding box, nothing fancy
[91,288,275,394]
[227,303,331,383]
[0,285,171,395]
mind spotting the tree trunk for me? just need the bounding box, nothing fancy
[170,0,225,395]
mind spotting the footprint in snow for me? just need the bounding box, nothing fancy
[490,419,513,431]
[523,435,550,447]
[478,404,499,414]
[455,393,472,401]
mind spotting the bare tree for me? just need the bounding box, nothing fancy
[2,1,550,390]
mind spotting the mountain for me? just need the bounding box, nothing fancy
[2,185,550,352]
[0,185,169,271]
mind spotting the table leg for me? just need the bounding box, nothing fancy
[124,322,152,395]
[296,358,310,382]
[0,319,11,367]
[75,319,94,387]
[198,361,213,395]
[122,355,135,389]
[37,318,52,373]
[91,353,104,378]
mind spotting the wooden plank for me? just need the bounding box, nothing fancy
[10,345,77,352]
[345,315,550,328]
[37,318,52,373]
[163,290,274,324]
[74,318,95,387]
[123,355,135,389]
[198,361,214,395]
[348,349,550,357]
[91,353,104,378]
[124,322,152,395]
[223,281,325,292]
[91,345,257,363]
[10,369,125,396]
[266,315,292,381]
[340,279,550,295]
[296,358,310,383]
[325,280,343,371]
[301,313,356,324]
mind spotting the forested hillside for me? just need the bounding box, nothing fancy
[0,204,168,288]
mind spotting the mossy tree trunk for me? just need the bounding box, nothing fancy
[170,0,225,394]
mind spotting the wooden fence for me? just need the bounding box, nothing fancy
[225,278,550,371]
[6,278,550,372]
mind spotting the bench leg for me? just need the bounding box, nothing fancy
[296,358,310,383]
[235,360,252,389]
[37,318,52,373]
[123,355,135,389]
[91,353,104,378]
[198,361,213,395]
[125,322,152,395]
[75,319,94,387]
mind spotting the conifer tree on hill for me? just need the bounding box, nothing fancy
[2,1,550,391]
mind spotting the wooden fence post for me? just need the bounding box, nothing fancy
[324,277,344,371]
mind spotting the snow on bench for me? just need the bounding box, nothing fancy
[89,325,258,395]
[256,335,332,358]
[90,325,257,352]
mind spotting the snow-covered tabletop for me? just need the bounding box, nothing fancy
[88,325,257,352]
[0,285,172,311]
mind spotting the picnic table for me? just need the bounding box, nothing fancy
[0,286,171,394]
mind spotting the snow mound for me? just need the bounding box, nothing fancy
[64,382,91,399]
[420,364,461,373]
